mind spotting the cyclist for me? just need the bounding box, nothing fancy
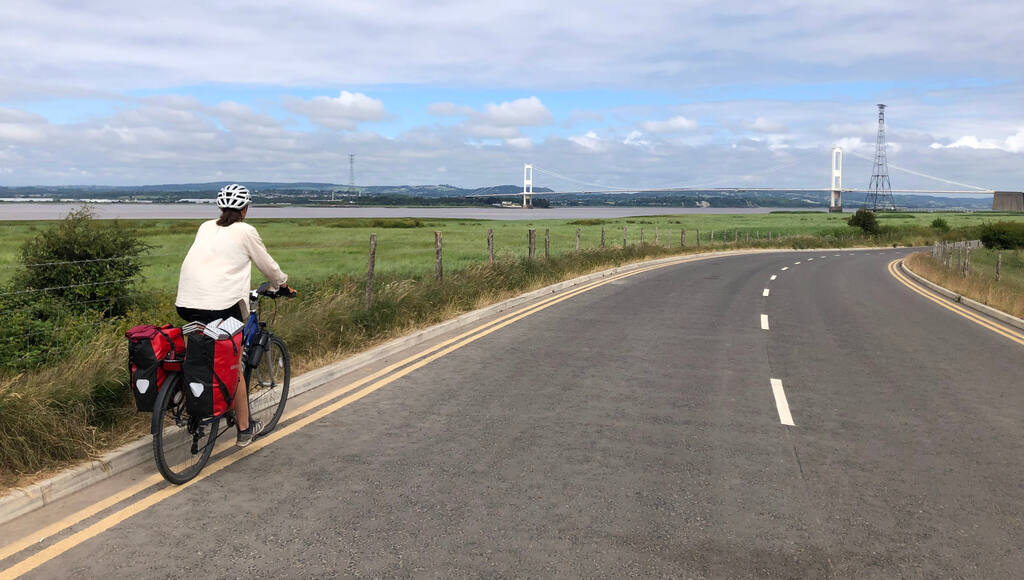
[175,183,296,447]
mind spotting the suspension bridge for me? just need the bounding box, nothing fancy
[477,149,1021,212]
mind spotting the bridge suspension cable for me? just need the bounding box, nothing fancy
[530,165,622,191]
[845,150,993,192]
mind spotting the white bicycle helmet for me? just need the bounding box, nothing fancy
[216,183,251,210]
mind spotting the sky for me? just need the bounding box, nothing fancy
[1,0,1023,192]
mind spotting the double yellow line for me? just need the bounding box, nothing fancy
[0,252,727,579]
[888,259,1024,347]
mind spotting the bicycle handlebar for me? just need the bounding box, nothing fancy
[253,282,298,299]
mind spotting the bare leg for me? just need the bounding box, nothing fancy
[234,353,250,431]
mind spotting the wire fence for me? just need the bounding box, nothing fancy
[0,223,853,371]
[0,251,173,370]
[930,241,1021,282]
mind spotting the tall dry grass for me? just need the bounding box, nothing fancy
[904,252,1024,319]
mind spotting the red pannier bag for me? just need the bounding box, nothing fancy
[182,331,243,418]
[125,325,185,412]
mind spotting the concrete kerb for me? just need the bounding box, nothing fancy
[0,245,894,525]
[899,260,1024,332]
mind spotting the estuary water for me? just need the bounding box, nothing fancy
[0,203,803,221]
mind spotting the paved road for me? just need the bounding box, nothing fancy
[3,249,1023,578]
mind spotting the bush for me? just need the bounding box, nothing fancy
[0,207,151,371]
[847,209,880,234]
[979,221,1024,249]
[931,217,951,231]
[9,207,151,317]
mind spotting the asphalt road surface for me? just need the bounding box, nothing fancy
[3,249,1023,578]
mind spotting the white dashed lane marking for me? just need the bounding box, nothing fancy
[794,261,801,265]
[763,288,770,297]
[781,266,789,271]
[770,379,795,426]
[760,314,770,330]
[770,274,777,281]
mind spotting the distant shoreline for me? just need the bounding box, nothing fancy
[0,203,816,221]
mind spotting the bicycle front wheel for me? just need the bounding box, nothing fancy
[152,375,220,485]
[244,335,290,436]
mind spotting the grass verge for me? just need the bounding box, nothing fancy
[904,250,1024,319]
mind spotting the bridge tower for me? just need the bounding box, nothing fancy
[829,147,843,212]
[865,104,896,211]
[522,164,534,209]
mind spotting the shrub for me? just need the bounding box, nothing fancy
[0,207,151,371]
[979,221,1024,249]
[931,217,951,231]
[847,209,880,234]
[9,207,151,317]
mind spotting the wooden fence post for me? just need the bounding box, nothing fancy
[576,227,581,251]
[997,252,1002,281]
[623,226,627,247]
[696,229,701,247]
[745,232,750,243]
[366,233,377,307]
[768,231,772,242]
[640,228,645,245]
[601,226,605,248]
[655,226,659,245]
[435,231,443,281]
[681,228,686,247]
[710,230,715,244]
[529,229,536,260]
[488,229,494,264]
[545,228,550,258]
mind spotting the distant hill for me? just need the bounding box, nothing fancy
[0,183,552,197]
[0,182,992,209]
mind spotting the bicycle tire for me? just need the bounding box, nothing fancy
[152,375,220,485]
[244,335,290,436]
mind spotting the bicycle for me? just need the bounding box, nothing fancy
[151,283,293,484]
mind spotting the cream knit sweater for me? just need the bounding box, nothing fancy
[175,220,288,313]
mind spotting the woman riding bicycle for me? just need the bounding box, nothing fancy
[175,183,295,447]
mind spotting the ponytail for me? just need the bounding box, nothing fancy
[216,208,244,227]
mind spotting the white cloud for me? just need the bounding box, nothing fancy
[480,97,553,127]
[828,122,876,136]
[749,117,786,133]
[3,2,1023,93]
[505,137,533,149]
[640,116,697,133]
[461,124,520,139]
[1006,130,1024,153]
[569,131,609,152]
[623,130,650,148]
[429,97,552,141]
[284,91,390,130]
[930,131,1024,153]
[0,108,49,143]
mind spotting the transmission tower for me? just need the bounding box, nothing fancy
[865,104,896,211]
[349,153,357,197]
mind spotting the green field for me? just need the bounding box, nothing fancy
[5,211,1023,291]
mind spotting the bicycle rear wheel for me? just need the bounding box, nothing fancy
[152,375,220,484]
[244,335,290,436]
